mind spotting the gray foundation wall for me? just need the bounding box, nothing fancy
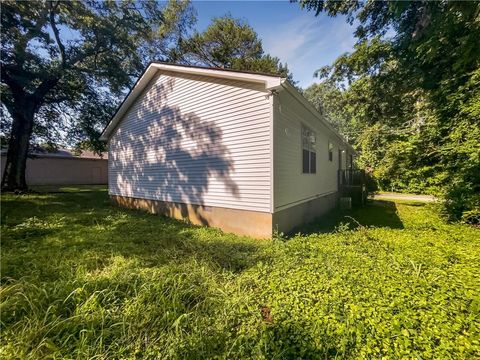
[272,192,339,234]
[111,192,339,239]
[110,195,273,239]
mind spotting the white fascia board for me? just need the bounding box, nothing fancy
[152,63,284,89]
[100,63,283,141]
[279,81,356,154]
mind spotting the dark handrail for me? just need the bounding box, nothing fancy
[338,169,366,187]
[338,169,368,206]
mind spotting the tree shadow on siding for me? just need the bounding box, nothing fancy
[109,76,239,226]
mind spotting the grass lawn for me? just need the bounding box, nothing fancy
[1,187,479,359]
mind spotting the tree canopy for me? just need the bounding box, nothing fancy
[0,0,195,190]
[174,16,292,81]
[1,0,194,133]
[0,4,294,191]
[300,0,480,220]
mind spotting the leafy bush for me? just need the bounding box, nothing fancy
[462,207,480,226]
[302,3,480,223]
[364,171,378,195]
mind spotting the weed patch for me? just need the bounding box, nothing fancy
[1,188,479,358]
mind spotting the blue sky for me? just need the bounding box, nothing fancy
[191,1,358,88]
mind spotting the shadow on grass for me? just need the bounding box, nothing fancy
[1,189,269,280]
[30,185,108,193]
[294,200,407,235]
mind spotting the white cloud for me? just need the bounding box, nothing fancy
[260,14,357,88]
[263,16,317,63]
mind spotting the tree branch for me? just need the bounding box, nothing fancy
[48,1,66,67]
[70,47,111,69]
[30,76,60,110]
[1,66,26,100]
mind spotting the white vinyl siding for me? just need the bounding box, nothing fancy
[108,71,272,212]
[273,89,343,211]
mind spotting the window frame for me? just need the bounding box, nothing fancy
[301,124,317,174]
[328,141,334,162]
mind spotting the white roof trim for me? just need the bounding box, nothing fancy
[100,62,283,141]
[151,63,284,89]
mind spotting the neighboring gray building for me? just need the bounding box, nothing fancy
[101,62,354,238]
[1,149,108,186]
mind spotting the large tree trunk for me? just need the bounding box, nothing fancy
[1,105,35,191]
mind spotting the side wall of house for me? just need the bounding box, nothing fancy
[272,88,350,231]
[108,70,272,215]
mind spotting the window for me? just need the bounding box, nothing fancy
[302,125,316,174]
[328,141,334,162]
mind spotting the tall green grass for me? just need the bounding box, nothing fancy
[1,188,479,358]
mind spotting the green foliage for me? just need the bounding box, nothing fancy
[1,0,195,153]
[461,207,480,226]
[1,188,479,358]
[302,81,354,139]
[1,5,292,159]
[175,16,293,81]
[300,0,480,220]
[439,69,480,221]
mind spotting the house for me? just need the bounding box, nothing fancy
[100,62,355,238]
[0,148,108,186]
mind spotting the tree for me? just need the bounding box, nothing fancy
[302,80,360,141]
[0,0,195,191]
[303,82,346,128]
[299,0,480,220]
[174,16,293,81]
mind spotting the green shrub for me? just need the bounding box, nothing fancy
[461,206,480,226]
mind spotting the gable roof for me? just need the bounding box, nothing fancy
[99,62,354,153]
[99,62,284,141]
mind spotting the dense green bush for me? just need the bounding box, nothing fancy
[302,2,480,222]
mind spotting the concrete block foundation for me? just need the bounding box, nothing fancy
[272,192,339,234]
[111,192,339,238]
[110,195,273,238]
